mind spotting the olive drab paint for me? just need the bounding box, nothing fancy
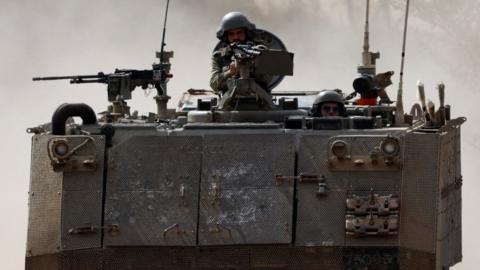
[26,1,465,269]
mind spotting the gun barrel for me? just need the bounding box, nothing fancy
[32,74,102,81]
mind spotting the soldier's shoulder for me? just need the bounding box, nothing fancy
[212,50,223,57]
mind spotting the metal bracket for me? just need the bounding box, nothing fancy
[47,136,98,172]
[439,117,467,133]
[346,191,399,215]
[163,223,180,239]
[68,224,119,235]
[316,177,328,196]
[276,174,328,196]
[329,156,402,171]
[275,173,320,185]
[328,136,403,172]
[346,212,398,237]
[346,191,400,237]
[179,184,186,198]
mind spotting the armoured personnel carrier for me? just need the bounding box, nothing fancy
[26,1,465,269]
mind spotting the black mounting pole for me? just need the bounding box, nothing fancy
[395,0,411,125]
[160,0,170,64]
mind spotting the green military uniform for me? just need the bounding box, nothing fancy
[209,48,232,94]
[211,11,272,94]
[209,45,272,94]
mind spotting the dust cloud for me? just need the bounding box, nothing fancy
[0,0,478,269]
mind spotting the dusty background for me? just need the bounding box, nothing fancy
[0,0,478,269]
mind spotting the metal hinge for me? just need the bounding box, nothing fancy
[275,173,321,184]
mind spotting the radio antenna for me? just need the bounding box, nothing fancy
[362,0,371,69]
[154,0,173,119]
[395,0,411,125]
[160,0,171,64]
[357,0,380,75]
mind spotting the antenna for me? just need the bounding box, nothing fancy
[358,0,380,75]
[154,0,173,119]
[160,0,171,64]
[362,0,370,66]
[395,0,411,125]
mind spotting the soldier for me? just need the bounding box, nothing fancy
[210,11,271,94]
[311,90,346,117]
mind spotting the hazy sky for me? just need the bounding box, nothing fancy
[0,0,478,269]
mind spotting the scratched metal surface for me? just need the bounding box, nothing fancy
[198,134,295,245]
[61,136,105,251]
[399,132,439,253]
[436,127,462,268]
[25,246,439,269]
[295,134,332,184]
[104,135,202,246]
[27,135,63,257]
[58,249,103,270]
[452,127,463,266]
[295,190,347,246]
[296,133,403,247]
[398,247,436,270]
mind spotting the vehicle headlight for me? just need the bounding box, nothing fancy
[52,139,70,159]
[380,137,400,157]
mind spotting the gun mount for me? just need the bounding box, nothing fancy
[33,51,174,120]
[218,42,294,110]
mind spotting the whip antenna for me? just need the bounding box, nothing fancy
[160,0,171,64]
[362,0,371,69]
[153,0,172,119]
[358,0,380,75]
[395,0,411,125]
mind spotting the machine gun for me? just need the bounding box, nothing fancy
[229,42,262,61]
[33,67,173,102]
[33,0,173,119]
[218,42,294,110]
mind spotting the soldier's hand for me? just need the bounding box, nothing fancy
[225,62,238,78]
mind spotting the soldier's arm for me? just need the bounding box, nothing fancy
[210,52,229,94]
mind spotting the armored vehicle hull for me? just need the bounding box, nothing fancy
[27,2,465,268]
[26,115,464,270]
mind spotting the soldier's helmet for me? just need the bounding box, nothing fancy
[311,90,346,117]
[216,11,256,40]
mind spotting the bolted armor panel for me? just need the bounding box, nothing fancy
[198,134,295,245]
[104,136,202,246]
[27,135,105,257]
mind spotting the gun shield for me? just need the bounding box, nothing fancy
[254,50,294,76]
